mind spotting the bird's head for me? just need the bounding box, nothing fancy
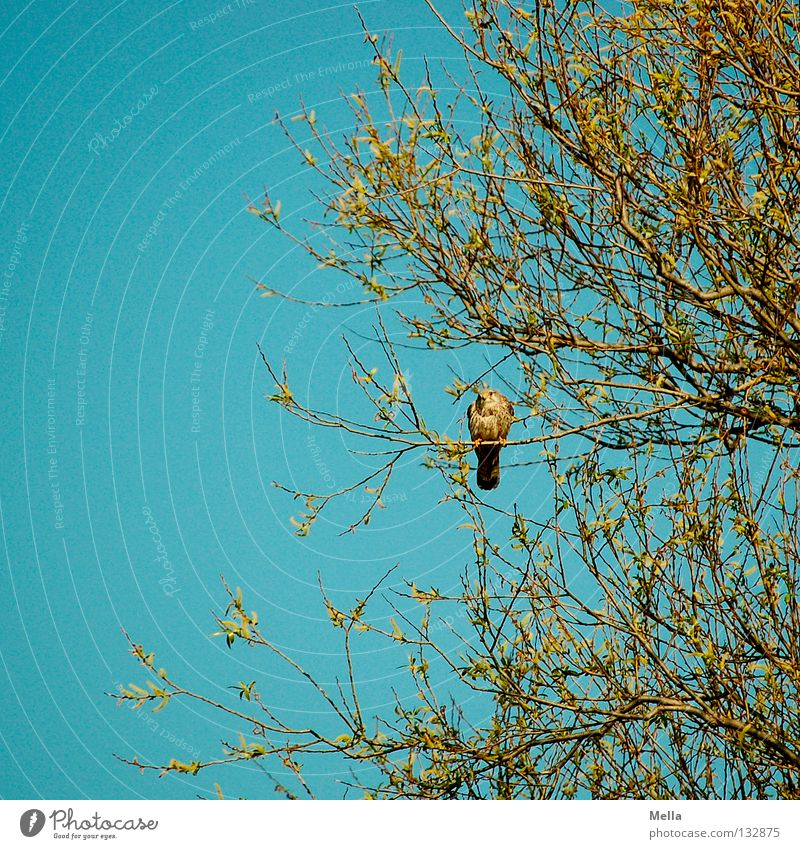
[475,387,499,409]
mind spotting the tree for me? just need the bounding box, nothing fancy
[116,0,800,798]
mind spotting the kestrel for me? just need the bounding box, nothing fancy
[467,388,514,490]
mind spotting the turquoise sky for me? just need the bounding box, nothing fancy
[0,0,548,799]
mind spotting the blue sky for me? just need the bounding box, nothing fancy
[0,0,550,799]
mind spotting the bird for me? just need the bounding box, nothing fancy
[467,388,514,490]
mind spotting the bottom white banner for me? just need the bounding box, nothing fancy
[2,799,798,847]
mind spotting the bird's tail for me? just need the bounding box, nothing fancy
[476,444,501,490]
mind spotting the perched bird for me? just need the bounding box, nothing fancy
[467,388,514,490]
